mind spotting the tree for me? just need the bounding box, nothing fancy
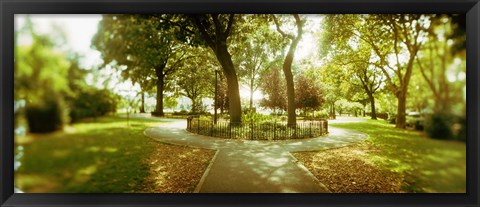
[259,67,287,113]
[272,14,304,127]
[295,74,324,115]
[186,14,243,123]
[176,49,214,113]
[235,15,284,112]
[216,76,229,114]
[315,62,350,119]
[335,99,364,116]
[69,88,119,122]
[323,14,431,128]
[330,43,384,120]
[15,17,71,132]
[92,15,188,117]
[415,15,466,114]
[164,95,179,112]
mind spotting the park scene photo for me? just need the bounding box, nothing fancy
[14,14,466,193]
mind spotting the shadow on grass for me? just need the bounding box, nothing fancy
[330,120,466,193]
[15,116,168,193]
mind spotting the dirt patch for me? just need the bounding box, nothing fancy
[293,143,406,193]
[142,142,215,193]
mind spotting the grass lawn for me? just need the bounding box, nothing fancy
[15,116,214,193]
[295,119,466,193]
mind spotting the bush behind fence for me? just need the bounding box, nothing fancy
[187,118,328,140]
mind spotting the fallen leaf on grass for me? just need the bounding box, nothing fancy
[141,142,215,193]
[293,143,406,193]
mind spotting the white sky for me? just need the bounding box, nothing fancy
[15,14,324,105]
[15,14,103,68]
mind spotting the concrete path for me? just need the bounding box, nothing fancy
[143,118,368,193]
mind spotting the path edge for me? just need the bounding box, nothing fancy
[287,152,331,193]
[194,150,220,193]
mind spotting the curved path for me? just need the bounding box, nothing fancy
[144,118,368,193]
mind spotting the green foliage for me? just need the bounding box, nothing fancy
[413,15,466,116]
[233,15,285,111]
[69,88,119,122]
[25,97,64,133]
[455,116,466,142]
[313,111,329,119]
[335,99,363,116]
[175,47,215,113]
[93,14,189,114]
[15,17,71,133]
[424,113,455,140]
[259,67,287,112]
[163,95,178,111]
[242,112,270,123]
[295,74,324,113]
[172,110,188,116]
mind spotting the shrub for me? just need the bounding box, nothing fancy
[454,116,466,142]
[187,111,211,116]
[389,116,396,124]
[26,97,64,133]
[172,110,188,115]
[242,112,269,123]
[313,111,329,119]
[424,113,454,140]
[365,112,389,120]
[377,112,389,120]
[69,89,118,122]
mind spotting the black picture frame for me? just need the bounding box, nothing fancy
[1,0,479,206]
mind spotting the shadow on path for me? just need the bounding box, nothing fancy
[143,116,368,193]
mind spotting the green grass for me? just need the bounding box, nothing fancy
[15,116,167,193]
[330,119,466,193]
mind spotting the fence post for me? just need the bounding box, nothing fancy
[229,123,232,139]
[210,121,214,136]
[273,121,276,140]
[197,118,200,134]
[325,120,328,134]
[250,122,253,140]
[309,122,312,137]
[319,121,323,135]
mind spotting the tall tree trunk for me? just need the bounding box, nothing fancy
[283,57,296,127]
[330,102,336,120]
[191,14,242,123]
[368,93,377,120]
[155,73,165,116]
[274,14,303,127]
[283,40,302,125]
[249,79,254,112]
[190,97,197,113]
[395,50,416,128]
[140,92,145,113]
[215,44,242,123]
[396,90,407,128]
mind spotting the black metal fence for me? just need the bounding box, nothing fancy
[186,117,328,140]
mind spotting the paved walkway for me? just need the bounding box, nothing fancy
[143,118,368,193]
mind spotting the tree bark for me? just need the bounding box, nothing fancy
[249,79,254,112]
[191,14,242,123]
[396,90,407,128]
[283,59,296,127]
[279,15,303,127]
[140,92,145,113]
[154,72,165,116]
[190,97,197,113]
[215,44,242,123]
[368,93,377,120]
